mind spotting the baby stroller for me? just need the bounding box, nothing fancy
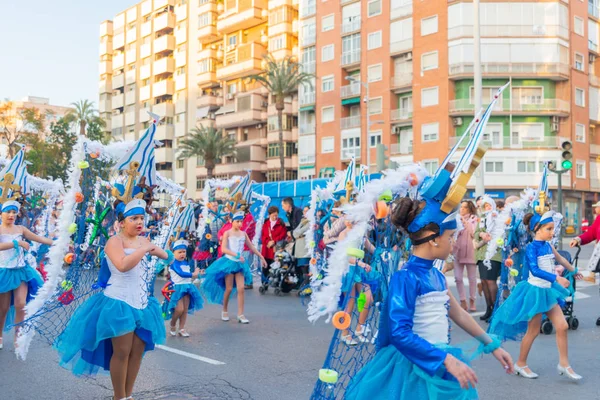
[541,246,580,334]
[259,241,300,296]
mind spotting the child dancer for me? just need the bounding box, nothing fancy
[167,239,204,337]
[55,199,169,400]
[203,212,266,324]
[489,209,582,380]
[346,197,513,399]
[0,200,52,349]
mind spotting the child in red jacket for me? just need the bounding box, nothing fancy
[260,206,287,283]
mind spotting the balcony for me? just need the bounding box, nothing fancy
[197,24,220,44]
[299,124,315,135]
[216,93,267,129]
[153,102,174,117]
[141,43,151,59]
[391,2,412,20]
[113,33,125,50]
[448,98,570,116]
[140,64,151,80]
[176,50,187,68]
[155,147,174,163]
[125,111,136,126]
[155,124,175,140]
[197,70,217,86]
[113,53,125,69]
[590,74,600,87]
[214,161,266,175]
[341,148,361,160]
[175,3,187,21]
[448,25,569,40]
[126,28,137,44]
[341,51,360,68]
[216,0,267,35]
[154,57,175,75]
[299,154,316,165]
[449,62,570,80]
[153,80,175,97]
[99,79,112,94]
[299,2,316,17]
[196,94,223,109]
[590,40,599,54]
[175,27,187,45]
[112,93,124,109]
[139,108,151,122]
[140,85,151,101]
[175,74,186,91]
[198,0,218,14]
[198,47,218,60]
[391,142,413,155]
[154,0,174,10]
[299,92,315,106]
[591,144,600,155]
[300,33,316,47]
[100,21,113,37]
[341,83,361,99]
[99,60,112,75]
[391,74,412,93]
[590,2,600,19]
[99,41,112,56]
[216,42,267,81]
[125,90,137,105]
[341,18,361,35]
[390,108,413,124]
[154,12,176,33]
[99,99,111,113]
[112,114,124,129]
[267,156,297,169]
[448,135,562,150]
[126,69,136,85]
[390,39,413,55]
[154,35,175,54]
[301,62,315,74]
[141,21,152,37]
[341,115,361,130]
[112,74,125,89]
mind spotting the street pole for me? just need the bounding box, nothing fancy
[549,164,568,250]
[473,0,485,196]
[365,82,370,176]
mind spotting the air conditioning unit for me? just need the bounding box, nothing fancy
[452,117,463,127]
[591,54,597,63]
[226,45,236,52]
[532,25,546,35]
[227,93,234,100]
[243,128,249,134]
[551,122,559,132]
[552,116,560,124]
[257,124,263,129]
[393,126,402,134]
[208,112,216,120]
[405,52,413,61]
[261,101,269,108]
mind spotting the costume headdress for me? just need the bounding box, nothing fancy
[227,171,253,213]
[232,211,245,221]
[172,239,188,251]
[1,200,21,213]
[408,83,510,239]
[0,145,28,204]
[528,162,555,231]
[167,200,196,247]
[334,157,356,205]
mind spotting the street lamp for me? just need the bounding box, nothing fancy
[345,76,382,175]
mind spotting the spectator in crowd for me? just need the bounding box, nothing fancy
[260,206,287,283]
[453,200,479,312]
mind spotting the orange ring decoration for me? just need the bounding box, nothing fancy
[90,152,100,159]
[74,192,85,203]
[64,253,75,264]
[375,200,389,219]
[408,173,419,187]
[310,258,317,265]
[332,311,351,330]
[505,258,514,268]
[205,233,212,240]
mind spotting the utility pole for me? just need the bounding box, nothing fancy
[548,164,569,250]
[473,0,485,196]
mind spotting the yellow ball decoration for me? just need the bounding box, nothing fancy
[78,161,90,169]
[68,223,77,234]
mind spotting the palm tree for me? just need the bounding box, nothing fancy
[248,55,313,181]
[178,125,236,179]
[66,99,97,136]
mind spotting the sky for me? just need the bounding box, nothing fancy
[0,0,139,107]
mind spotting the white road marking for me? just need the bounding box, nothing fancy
[157,345,226,365]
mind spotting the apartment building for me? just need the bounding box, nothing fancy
[99,0,300,198]
[301,0,600,226]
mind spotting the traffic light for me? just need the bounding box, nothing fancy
[376,143,388,171]
[561,140,573,170]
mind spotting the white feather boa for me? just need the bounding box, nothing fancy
[306,165,427,323]
[251,192,270,250]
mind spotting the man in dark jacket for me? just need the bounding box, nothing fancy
[282,197,303,239]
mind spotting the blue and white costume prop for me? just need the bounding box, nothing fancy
[166,240,203,317]
[0,201,44,332]
[202,212,252,304]
[54,198,166,376]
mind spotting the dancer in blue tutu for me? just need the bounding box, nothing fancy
[488,201,582,380]
[55,198,169,400]
[202,211,266,324]
[346,195,514,399]
[0,200,52,350]
[167,239,204,337]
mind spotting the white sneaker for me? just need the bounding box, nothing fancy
[557,364,582,381]
[237,315,250,324]
[341,334,358,346]
[514,364,539,379]
[221,312,230,321]
[0,337,3,350]
[169,326,177,337]
[178,329,190,337]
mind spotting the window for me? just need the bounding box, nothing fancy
[177,159,185,169]
[267,143,297,158]
[421,15,438,36]
[322,137,334,153]
[421,87,439,107]
[368,97,382,115]
[576,123,586,143]
[321,44,334,62]
[322,106,334,123]
[368,31,382,50]
[228,35,237,46]
[423,159,439,175]
[321,75,334,92]
[485,161,504,173]
[421,122,439,142]
[341,136,360,159]
[576,160,586,178]
[269,34,286,51]
[574,16,584,36]
[512,123,544,143]
[322,14,334,31]
[368,64,382,82]
[227,83,237,95]
[575,88,585,106]
[198,13,212,27]
[369,130,382,147]
[469,86,501,104]
[196,178,205,190]
[342,33,361,54]
[575,53,584,71]
[368,0,382,17]
[511,87,543,105]
[517,161,536,173]
[421,51,438,71]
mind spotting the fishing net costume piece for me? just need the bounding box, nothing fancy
[311,83,511,399]
[15,113,185,359]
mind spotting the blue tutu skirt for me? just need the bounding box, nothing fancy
[341,264,382,294]
[489,280,567,341]
[55,294,166,376]
[202,257,251,304]
[1,266,44,332]
[166,283,204,318]
[346,345,478,400]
